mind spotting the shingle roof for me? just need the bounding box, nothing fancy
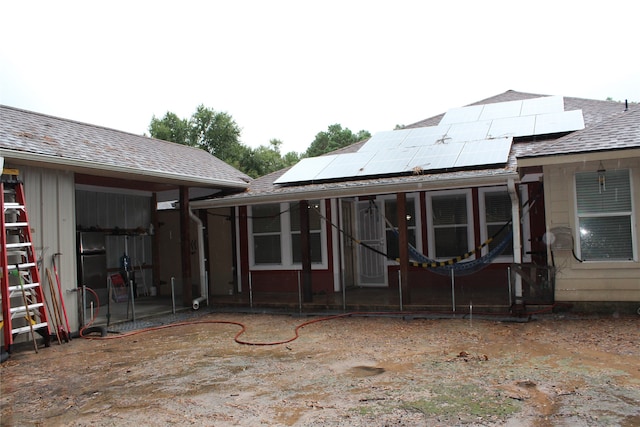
[519,106,639,159]
[191,90,633,207]
[0,105,252,189]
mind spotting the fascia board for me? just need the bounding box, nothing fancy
[0,149,249,189]
[190,172,519,209]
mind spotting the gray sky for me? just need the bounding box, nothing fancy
[1,1,638,155]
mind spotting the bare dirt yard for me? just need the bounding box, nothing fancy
[1,312,639,426]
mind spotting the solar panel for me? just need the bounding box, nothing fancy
[533,110,585,135]
[446,120,492,142]
[409,143,465,171]
[478,99,523,121]
[276,95,582,184]
[439,104,484,124]
[520,95,564,116]
[358,147,420,176]
[274,155,336,184]
[488,115,536,138]
[454,137,512,168]
[358,129,408,152]
[313,152,376,181]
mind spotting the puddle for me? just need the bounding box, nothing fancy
[349,365,385,377]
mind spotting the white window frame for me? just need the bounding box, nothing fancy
[379,193,422,265]
[248,200,328,270]
[574,169,636,262]
[426,189,475,261]
[478,186,514,263]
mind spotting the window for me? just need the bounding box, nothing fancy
[384,197,417,260]
[250,201,327,268]
[481,189,513,258]
[575,169,634,261]
[252,204,282,264]
[289,201,323,263]
[428,190,473,259]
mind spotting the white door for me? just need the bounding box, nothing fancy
[356,201,387,287]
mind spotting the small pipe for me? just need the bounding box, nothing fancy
[192,296,206,310]
[298,270,302,314]
[171,277,176,314]
[129,278,136,322]
[450,269,456,313]
[507,267,512,306]
[398,270,403,312]
[249,271,253,309]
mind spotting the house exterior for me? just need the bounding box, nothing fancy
[0,105,251,341]
[191,91,639,314]
[518,105,640,311]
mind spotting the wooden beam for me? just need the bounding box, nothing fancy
[397,193,410,305]
[300,200,313,303]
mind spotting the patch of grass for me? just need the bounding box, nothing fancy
[400,383,520,419]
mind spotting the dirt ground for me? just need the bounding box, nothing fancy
[1,312,639,426]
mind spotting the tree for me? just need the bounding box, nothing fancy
[149,105,243,166]
[239,139,300,178]
[189,105,243,164]
[304,124,371,158]
[149,112,189,145]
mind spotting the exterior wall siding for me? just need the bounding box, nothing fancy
[545,157,640,303]
[18,165,79,331]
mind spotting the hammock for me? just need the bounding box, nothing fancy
[373,200,514,276]
[404,230,513,276]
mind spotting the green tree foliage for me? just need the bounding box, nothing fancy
[149,112,189,145]
[304,124,371,158]
[239,139,300,178]
[149,107,299,178]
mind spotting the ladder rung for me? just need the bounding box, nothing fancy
[8,282,40,292]
[5,242,32,249]
[4,222,29,228]
[7,262,36,270]
[3,202,25,210]
[12,322,48,335]
[10,302,44,315]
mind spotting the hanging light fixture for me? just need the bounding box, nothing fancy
[597,161,606,193]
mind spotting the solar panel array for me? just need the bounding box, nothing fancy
[275,96,584,184]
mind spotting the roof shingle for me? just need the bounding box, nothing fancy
[0,105,251,189]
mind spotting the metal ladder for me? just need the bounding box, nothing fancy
[1,173,51,352]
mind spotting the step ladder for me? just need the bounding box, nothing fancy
[1,174,51,352]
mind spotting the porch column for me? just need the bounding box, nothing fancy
[180,186,193,306]
[151,192,160,295]
[397,193,410,305]
[300,200,313,302]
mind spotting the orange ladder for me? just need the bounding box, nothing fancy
[1,173,51,352]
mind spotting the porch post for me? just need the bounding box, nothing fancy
[300,200,313,302]
[180,186,193,306]
[397,193,410,305]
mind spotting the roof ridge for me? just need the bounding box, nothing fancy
[0,104,219,156]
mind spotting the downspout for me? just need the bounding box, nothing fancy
[189,206,207,310]
[507,178,523,303]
